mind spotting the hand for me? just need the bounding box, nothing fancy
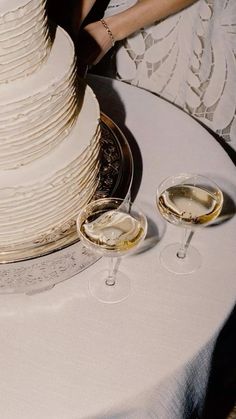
[76,20,114,70]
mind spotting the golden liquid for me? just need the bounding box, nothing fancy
[158,184,223,226]
[81,210,144,252]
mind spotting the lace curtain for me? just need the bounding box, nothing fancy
[104,0,236,147]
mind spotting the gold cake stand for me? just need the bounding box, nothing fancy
[0,113,133,294]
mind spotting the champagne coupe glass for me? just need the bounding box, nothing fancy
[156,173,223,274]
[76,197,147,303]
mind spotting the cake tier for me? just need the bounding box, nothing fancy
[0,83,101,248]
[0,0,50,84]
[0,25,77,170]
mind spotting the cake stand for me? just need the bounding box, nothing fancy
[0,113,133,294]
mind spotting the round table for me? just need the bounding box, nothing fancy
[0,75,235,419]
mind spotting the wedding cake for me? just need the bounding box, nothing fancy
[0,0,101,249]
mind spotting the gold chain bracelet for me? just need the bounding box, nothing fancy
[100,18,115,47]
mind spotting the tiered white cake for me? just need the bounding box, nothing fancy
[0,0,101,248]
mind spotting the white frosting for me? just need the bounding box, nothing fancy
[0,1,101,248]
[0,84,101,247]
[0,0,50,83]
[0,0,31,15]
[0,26,77,169]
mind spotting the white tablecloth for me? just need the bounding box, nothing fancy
[0,75,236,419]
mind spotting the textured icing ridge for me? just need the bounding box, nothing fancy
[0,1,101,249]
[0,130,101,246]
[0,0,50,83]
[0,27,77,169]
[0,85,101,247]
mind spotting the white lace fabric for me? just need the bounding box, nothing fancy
[104,0,137,17]
[105,0,236,147]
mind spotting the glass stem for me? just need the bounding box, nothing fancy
[177,228,193,259]
[106,257,117,286]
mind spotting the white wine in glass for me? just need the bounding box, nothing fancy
[156,174,223,274]
[77,197,147,303]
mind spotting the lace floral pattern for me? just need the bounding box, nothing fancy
[105,0,137,16]
[107,0,236,147]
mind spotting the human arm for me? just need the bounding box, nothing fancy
[103,0,198,41]
[75,0,198,66]
[72,0,97,30]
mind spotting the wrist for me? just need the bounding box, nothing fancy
[105,6,144,42]
[100,19,115,47]
[105,15,127,42]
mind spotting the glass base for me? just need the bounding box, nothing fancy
[89,270,130,303]
[160,243,201,274]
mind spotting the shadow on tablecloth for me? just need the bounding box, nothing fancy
[86,74,143,204]
[201,304,236,419]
